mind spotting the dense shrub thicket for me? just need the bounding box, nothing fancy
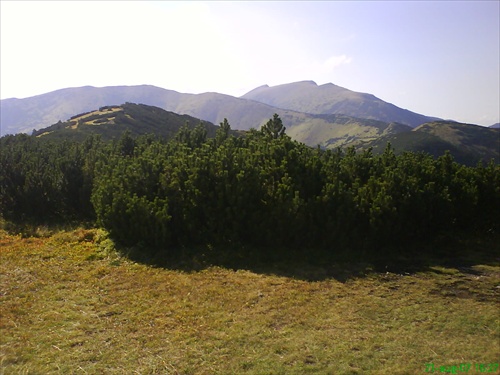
[1,116,499,261]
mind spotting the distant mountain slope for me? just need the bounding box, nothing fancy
[1,82,440,136]
[241,80,439,128]
[284,114,412,149]
[170,92,282,131]
[11,101,498,166]
[29,101,411,149]
[8,82,493,157]
[0,85,299,135]
[364,121,500,165]
[1,85,182,135]
[31,103,220,141]
[1,84,418,149]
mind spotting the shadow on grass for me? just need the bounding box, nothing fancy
[3,217,497,283]
[118,231,500,283]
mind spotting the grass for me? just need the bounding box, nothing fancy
[1,227,499,374]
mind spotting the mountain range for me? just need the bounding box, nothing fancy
[1,81,437,135]
[1,81,498,165]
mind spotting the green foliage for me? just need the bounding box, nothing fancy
[0,134,101,222]
[1,114,499,262]
[261,113,286,139]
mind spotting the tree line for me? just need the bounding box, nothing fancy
[1,115,499,261]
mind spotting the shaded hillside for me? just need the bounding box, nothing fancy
[365,121,500,165]
[241,80,439,128]
[32,103,220,141]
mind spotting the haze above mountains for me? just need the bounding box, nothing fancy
[1,80,498,165]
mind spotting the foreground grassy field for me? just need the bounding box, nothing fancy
[1,228,499,374]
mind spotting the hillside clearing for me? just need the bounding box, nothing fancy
[1,228,499,374]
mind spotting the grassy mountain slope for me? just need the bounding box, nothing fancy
[31,103,220,141]
[285,114,412,149]
[241,80,439,128]
[365,121,500,165]
[30,101,413,149]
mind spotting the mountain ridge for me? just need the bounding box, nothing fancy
[240,81,439,127]
[3,81,496,164]
[1,81,439,136]
[30,102,221,141]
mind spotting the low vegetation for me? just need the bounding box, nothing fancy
[2,116,499,261]
[1,227,499,374]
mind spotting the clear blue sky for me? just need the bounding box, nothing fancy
[1,1,499,125]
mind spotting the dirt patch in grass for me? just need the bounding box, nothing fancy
[1,228,499,374]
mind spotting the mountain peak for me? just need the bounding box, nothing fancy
[240,80,438,128]
[268,80,319,89]
[291,80,318,86]
[239,84,269,97]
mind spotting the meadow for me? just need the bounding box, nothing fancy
[1,227,498,374]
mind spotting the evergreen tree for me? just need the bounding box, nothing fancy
[261,114,286,139]
[216,118,231,145]
[2,119,499,263]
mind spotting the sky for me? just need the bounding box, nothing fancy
[1,1,499,126]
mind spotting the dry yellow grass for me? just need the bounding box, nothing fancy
[1,228,499,374]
